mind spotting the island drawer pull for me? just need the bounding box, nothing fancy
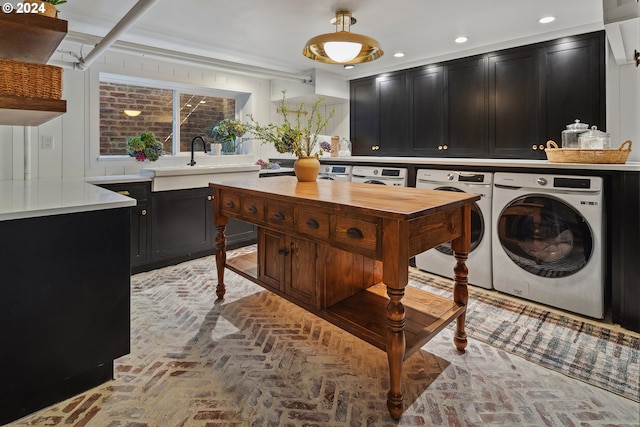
[278,248,289,256]
[247,205,258,214]
[225,200,235,208]
[346,227,364,239]
[306,218,320,229]
[273,211,286,221]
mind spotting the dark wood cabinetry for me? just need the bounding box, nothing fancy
[351,31,605,159]
[96,182,256,273]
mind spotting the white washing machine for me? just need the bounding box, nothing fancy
[492,172,605,318]
[318,165,352,181]
[415,169,493,289]
[351,166,407,186]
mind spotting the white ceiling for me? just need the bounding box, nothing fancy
[55,0,605,80]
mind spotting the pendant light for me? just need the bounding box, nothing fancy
[302,10,383,64]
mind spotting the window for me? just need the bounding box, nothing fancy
[99,76,237,157]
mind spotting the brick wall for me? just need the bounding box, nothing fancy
[100,82,236,156]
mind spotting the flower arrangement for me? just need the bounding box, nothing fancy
[255,159,281,170]
[248,91,335,158]
[126,131,164,161]
[210,119,249,154]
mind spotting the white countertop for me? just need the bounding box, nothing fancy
[314,156,640,172]
[0,178,136,221]
[85,174,152,185]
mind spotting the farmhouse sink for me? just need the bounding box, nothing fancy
[140,164,260,191]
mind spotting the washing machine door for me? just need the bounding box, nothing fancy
[496,194,593,278]
[432,186,484,255]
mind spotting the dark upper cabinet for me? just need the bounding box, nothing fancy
[350,72,408,155]
[350,31,605,159]
[488,48,542,159]
[539,34,605,146]
[377,72,408,155]
[350,78,378,155]
[408,66,445,156]
[444,57,488,157]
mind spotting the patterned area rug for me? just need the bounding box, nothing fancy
[407,269,640,403]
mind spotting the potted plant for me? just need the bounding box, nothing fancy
[26,0,66,18]
[248,91,335,181]
[125,131,164,161]
[209,118,248,155]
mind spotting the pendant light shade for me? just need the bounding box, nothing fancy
[303,11,383,64]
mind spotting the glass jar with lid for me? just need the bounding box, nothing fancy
[561,119,589,148]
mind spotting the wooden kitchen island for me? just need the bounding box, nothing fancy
[210,177,479,419]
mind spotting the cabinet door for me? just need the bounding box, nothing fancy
[409,66,445,156]
[350,77,378,155]
[539,33,605,146]
[285,237,316,306]
[259,228,285,291]
[444,57,488,157]
[151,188,213,261]
[377,72,408,155]
[488,49,541,159]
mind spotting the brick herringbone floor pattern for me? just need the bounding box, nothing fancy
[8,250,640,426]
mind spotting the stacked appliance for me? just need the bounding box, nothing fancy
[491,172,605,318]
[351,166,407,186]
[318,165,352,181]
[415,169,493,289]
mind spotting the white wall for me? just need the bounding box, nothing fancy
[0,42,349,180]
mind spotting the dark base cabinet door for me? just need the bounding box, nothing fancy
[151,187,214,261]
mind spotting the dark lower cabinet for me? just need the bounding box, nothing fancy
[96,182,257,273]
[0,208,131,425]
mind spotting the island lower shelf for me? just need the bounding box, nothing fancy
[226,252,465,359]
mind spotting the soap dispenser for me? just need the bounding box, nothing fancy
[338,137,352,157]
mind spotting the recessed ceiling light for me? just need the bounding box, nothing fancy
[454,36,468,44]
[538,16,555,24]
[394,52,405,58]
[344,64,354,69]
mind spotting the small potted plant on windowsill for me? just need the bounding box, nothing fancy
[209,119,248,155]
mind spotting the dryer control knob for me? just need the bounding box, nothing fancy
[537,177,548,186]
[447,173,455,180]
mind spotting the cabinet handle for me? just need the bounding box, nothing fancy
[371,145,380,151]
[539,145,545,150]
[207,195,212,201]
[141,209,147,216]
[438,145,443,150]
[532,145,538,150]
[306,218,320,229]
[278,248,289,256]
[273,211,286,221]
[117,190,130,196]
[346,227,364,239]
[247,205,257,214]
[225,200,235,208]
[443,145,448,150]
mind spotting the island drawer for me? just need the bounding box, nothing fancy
[241,197,265,222]
[220,193,241,215]
[332,217,378,252]
[266,203,294,228]
[295,209,329,239]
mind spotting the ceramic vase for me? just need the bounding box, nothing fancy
[293,157,320,182]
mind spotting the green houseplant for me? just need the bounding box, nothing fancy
[210,118,248,155]
[247,91,335,181]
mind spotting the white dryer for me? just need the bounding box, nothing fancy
[492,172,605,318]
[351,166,407,186]
[415,169,493,289]
[318,165,352,181]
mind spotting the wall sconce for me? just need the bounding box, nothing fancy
[124,110,141,117]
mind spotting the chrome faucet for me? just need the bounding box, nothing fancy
[189,135,208,166]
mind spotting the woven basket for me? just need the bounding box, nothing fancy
[545,140,632,164]
[0,59,62,100]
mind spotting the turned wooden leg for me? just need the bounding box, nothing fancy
[452,250,469,351]
[215,223,227,300]
[386,286,406,420]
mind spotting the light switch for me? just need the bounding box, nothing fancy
[41,135,54,150]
